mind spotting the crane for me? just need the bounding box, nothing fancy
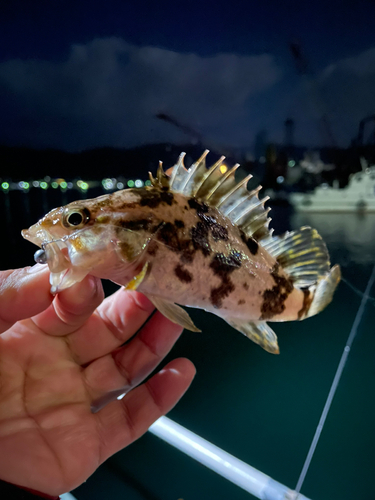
[289,40,337,148]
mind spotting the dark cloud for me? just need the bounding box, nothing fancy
[0,37,282,151]
[261,45,375,148]
[317,46,375,144]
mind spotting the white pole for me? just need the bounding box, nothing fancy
[149,417,311,500]
[61,494,77,500]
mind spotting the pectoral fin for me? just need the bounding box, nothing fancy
[124,262,150,291]
[145,294,201,332]
[50,267,89,294]
[226,319,280,354]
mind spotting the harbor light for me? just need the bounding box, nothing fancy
[79,181,89,191]
[276,176,284,184]
[145,179,152,186]
[1,182,9,190]
[116,182,124,190]
[40,181,48,189]
[18,181,29,190]
[219,164,228,174]
[32,181,40,188]
[288,160,296,168]
[127,180,135,188]
[51,181,59,189]
[60,181,68,189]
[102,178,114,190]
[135,179,143,188]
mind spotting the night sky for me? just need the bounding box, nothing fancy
[1,0,375,152]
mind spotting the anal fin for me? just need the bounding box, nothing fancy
[145,294,201,333]
[226,319,280,354]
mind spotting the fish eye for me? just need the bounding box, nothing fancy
[63,207,90,228]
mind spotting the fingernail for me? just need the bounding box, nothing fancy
[27,263,48,274]
[83,275,100,297]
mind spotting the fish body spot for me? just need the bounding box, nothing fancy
[138,188,175,208]
[174,219,185,228]
[157,222,195,263]
[298,288,313,319]
[147,241,159,256]
[209,250,242,308]
[188,198,209,213]
[240,230,259,255]
[174,264,193,283]
[191,221,211,256]
[260,263,294,320]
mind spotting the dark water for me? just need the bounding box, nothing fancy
[2,188,375,500]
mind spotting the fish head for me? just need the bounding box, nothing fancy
[22,193,160,293]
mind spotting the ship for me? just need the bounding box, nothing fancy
[290,160,375,213]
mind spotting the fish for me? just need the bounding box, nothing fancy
[22,150,340,354]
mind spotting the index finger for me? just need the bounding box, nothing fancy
[0,264,52,334]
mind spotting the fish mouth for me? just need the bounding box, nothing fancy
[22,227,71,273]
[22,225,83,293]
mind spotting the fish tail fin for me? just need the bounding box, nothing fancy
[260,226,340,319]
[304,264,341,319]
[261,226,332,287]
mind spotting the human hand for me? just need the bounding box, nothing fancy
[0,265,195,496]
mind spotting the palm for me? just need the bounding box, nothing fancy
[0,266,195,496]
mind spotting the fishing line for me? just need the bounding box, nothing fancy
[294,263,375,497]
[341,276,375,306]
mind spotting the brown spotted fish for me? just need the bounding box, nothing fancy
[22,151,340,354]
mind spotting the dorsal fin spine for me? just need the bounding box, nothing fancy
[180,150,209,193]
[205,164,239,200]
[167,151,273,241]
[226,186,263,219]
[242,207,271,236]
[223,184,261,215]
[217,173,253,208]
[192,155,226,197]
[170,152,186,186]
[233,196,270,224]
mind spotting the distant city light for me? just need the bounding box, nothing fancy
[219,164,228,174]
[44,176,51,182]
[18,181,29,190]
[288,160,296,168]
[79,181,89,190]
[0,177,151,193]
[276,176,285,184]
[102,178,114,190]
